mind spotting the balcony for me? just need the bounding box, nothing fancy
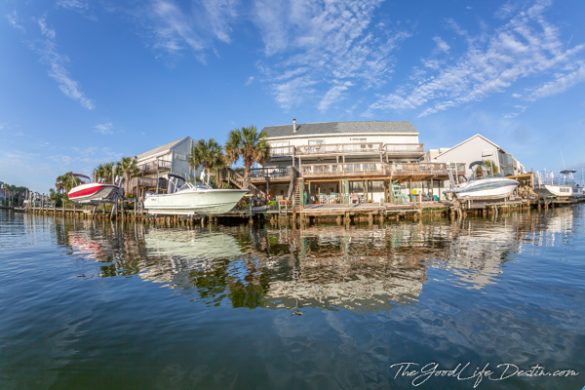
[249,167,292,184]
[383,144,425,157]
[267,143,425,159]
[139,160,172,175]
[301,162,390,178]
[296,142,383,156]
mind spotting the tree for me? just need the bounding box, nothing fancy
[93,162,115,183]
[484,160,499,176]
[225,126,269,187]
[189,138,225,186]
[55,172,78,194]
[116,157,140,196]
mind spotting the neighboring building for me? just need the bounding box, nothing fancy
[0,181,6,203]
[429,134,525,177]
[130,136,195,195]
[251,120,458,204]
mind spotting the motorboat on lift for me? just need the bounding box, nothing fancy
[535,170,575,200]
[67,174,121,204]
[143,174,248,216]
[444,162,519,201]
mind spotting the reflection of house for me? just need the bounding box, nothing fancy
[130,136,194,194]
[428,133,525,177]
[253,120,460,204]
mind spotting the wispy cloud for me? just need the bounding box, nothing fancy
[140,0,239,60]
[368,0,585,117]
[35,16,95,110]
[433,36,450,53]
[56,0,89,11]
[253,0,410,111]
[94,122,114,135]
[5,11,25,31]
[527,61,585,100]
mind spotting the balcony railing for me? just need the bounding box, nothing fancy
[269,146,296,157]
[139,160,172,174]
[383,144,424,154]
[296,142,383,155]
[301,162,390,178]
[268,143,425,158]
[297,162,461,179]
[249,167,290,178]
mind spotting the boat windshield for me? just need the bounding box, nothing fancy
[177,182,211,191]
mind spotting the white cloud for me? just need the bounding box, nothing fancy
[253,0,410,111]
[433,36,450,53]
[528,61,585,100]
[368,0,585,117]
[142,0,239,60]
[35,17,95,110]
[56,0,89,11]
[6,11,25,31]
[318,81,353,112]
[201,0,239,43]
[94,122,114,135]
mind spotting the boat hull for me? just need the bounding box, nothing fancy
[144,189,247,215]
[446,178,519,201]
[537,185,573,198]
[68,183,119,204]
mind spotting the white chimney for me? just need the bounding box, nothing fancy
[292,118,297,133]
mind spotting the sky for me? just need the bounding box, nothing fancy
[1,0,585,192]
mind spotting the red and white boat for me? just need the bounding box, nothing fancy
[67,174,121,205]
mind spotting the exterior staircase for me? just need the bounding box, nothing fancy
[223,168,265,197]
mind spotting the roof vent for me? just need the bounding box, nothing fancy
[292,118,297,133]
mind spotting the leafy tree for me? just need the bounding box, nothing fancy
[188,138,225,186]
[225,125,269,187]
[93,162,115,183]
[55,172,79,193]
[116,157,140,196]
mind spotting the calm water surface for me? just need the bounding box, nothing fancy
[1,207,584,389]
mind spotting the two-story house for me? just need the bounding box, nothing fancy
[251,120,456,205]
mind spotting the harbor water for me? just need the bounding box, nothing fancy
[1,207,584,389]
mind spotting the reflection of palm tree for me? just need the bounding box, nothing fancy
[188,139,224,186]
[225,126,269,187]
[116,157,140,196]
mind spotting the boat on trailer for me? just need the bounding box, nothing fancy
[444,162,519,201]
[67,174,121,205]
[143,174,247,216]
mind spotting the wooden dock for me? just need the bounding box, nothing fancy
[14,194,585,228]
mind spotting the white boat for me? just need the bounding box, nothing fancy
[143,175,247,216]
[535,170,575,199]
[445,177,519,201]
[445,162,519,201]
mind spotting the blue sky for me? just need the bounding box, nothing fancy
[1,0,585,192]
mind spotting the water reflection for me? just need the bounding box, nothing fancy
[53,206,580,310]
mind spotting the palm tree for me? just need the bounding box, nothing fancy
[93,162,115,183]
[55,172,78,194]
[225,126,269,187]
[189,138,225,186]
[116,157,140,196]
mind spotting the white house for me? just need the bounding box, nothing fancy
[430,134,525,177]
[130,136,195,194]
[136,136,195,180]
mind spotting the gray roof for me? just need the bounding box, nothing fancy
[262,121,418,138]
[137,136,191,160]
